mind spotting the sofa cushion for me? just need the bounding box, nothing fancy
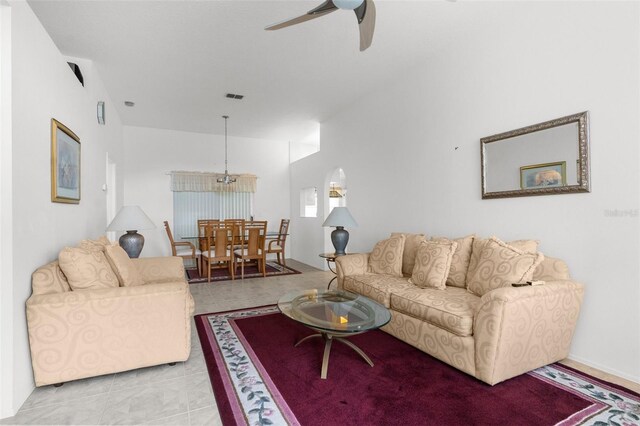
[466,237,539,285]
[31,261,71,295]
[368,234,405,277]
[58,247,120,291]
[390,233,427,276]
[467,237,544,297]
[431,235,474,288]
[343,274,414,308]
[104,245,145,287]
[410,240,457,290]
[390,286,480,337]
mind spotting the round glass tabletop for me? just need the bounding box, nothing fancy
[277,288,391,334]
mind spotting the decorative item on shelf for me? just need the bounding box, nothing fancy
[106,205,156,258]
[217,115,237,185]
[97,101,105,125]
[51,118,81,204]
[329,183,343,198]
[322,207,358,256]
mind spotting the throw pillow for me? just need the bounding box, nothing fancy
[391,232,427,276]
[368,234,406,277]
[104,244,145,287]
[430,235,474,288]
[466,237,544,297]
[58,247,120,291]
[410,240,458,290]
[79,236,113,252]
[466,237,539,284]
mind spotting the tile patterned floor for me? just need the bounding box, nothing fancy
[1,259,331,426]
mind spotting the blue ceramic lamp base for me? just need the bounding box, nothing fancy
[331,226,349,256]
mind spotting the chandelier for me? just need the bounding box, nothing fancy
[217,115,236,184]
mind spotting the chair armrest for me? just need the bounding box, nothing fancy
[474,280,585,385]
[132,256,186,283]
[173,241,196,257]
[267,239,281,250]
[26,282,194,386]
[335,253,370,289]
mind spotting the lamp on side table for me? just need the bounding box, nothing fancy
[106,205,156,258]
[322,207,358,256]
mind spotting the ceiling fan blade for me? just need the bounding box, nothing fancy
[355,0,376,51]
[265,0,338,31]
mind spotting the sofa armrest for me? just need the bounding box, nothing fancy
[473,280,584,385]
[132,256,185,284]
[335,253,370,289]
[26,281,194,386]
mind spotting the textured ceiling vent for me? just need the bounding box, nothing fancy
[225,93,244,100]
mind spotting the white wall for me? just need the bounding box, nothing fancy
[290,2,640,383]
[0,0,125,417]
[123,126,291,258]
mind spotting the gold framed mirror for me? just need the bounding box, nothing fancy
[481,111,590,199]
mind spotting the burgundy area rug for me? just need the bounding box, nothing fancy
[195,306,640,426]
[187,261,301,284]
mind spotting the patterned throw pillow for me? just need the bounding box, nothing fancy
[104,244,145,287]
[466,237,544,297]
[391,233,427,276]
[410,240,458,290]
[466,237,539,285]
[368,234,406,277]
[430,235,474,288]
[79,236,113,252]
[58,247,120,291]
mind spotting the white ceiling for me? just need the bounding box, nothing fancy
[28,0,484,141]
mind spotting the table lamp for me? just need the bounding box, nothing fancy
[322,207,358,256]
[106,205,156,258]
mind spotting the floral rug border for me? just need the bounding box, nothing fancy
[198,306,640,426]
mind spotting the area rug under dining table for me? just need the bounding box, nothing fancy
[195,306,640,426]
[187,261,301,284]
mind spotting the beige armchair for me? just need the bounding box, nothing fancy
[27,255,194,387]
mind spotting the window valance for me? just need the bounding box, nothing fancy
[169,171,257,193]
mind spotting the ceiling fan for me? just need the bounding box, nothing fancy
[265,0,376,51]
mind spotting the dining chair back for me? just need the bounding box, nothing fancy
[202,222,236,282]
[197,219,220,251]
[224,219,245,248]
[266,219,290,266]
[234,220,267,279]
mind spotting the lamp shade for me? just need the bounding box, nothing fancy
[106,205,156,232]
[322,207,358,228]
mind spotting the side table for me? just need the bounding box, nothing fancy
[319,252,344,290]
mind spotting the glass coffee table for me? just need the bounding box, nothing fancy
[278,288,391,379]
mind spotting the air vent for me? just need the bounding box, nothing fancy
[67,62,84,86]
[225,93,244,100]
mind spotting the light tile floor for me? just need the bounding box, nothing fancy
[2,259,638,425]
[1,259,331,426]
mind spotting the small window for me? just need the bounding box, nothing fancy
[300,187,317,217]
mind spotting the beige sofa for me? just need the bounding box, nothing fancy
[26,239,194,387]
[336,234,584,386]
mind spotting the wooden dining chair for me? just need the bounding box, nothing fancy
[233,221,267,279]
[201,222,236,282]
[224,219,245,249]
[265,219,290,267]
[163,221,201,272]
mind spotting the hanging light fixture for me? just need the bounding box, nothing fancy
[217,115,236,184]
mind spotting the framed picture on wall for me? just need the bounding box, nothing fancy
[51,118,81,203]
[520,161,566,189]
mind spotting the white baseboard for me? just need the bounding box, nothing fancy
[567,353,640,385]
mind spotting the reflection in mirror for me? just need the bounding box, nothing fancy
[481,111,590,199]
